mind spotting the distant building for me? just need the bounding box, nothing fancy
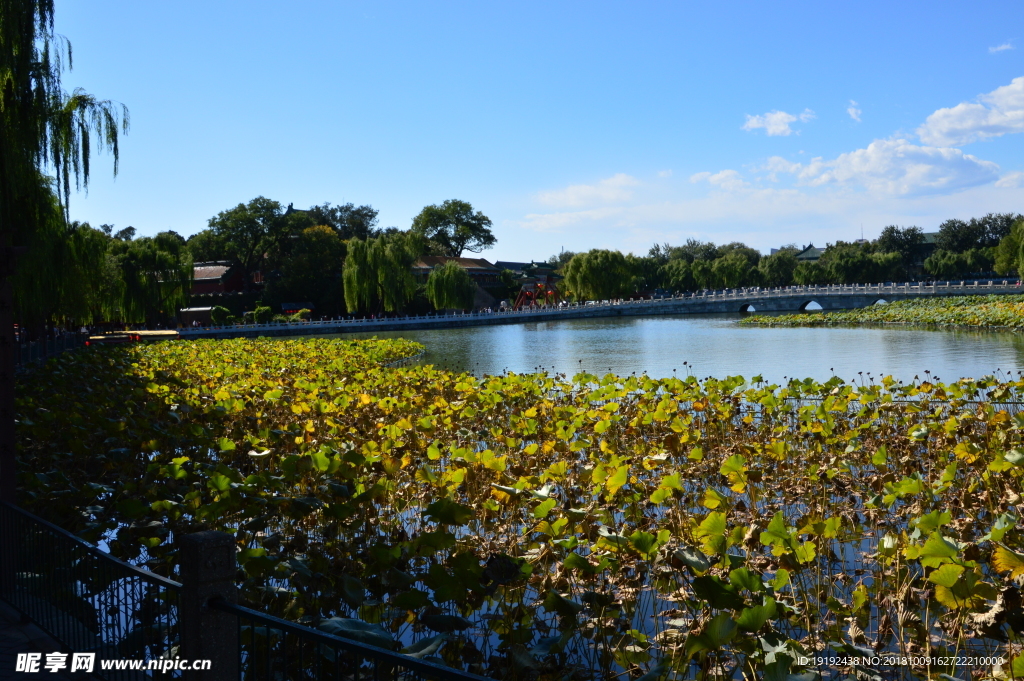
[794,244,824,262]
[280,302,314,315]
[494,260,560,285]
[179,307,214,326]
[920,232,940,262]
[411,256,501,285]
[191,261,245,295]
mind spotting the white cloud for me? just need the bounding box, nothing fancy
[990,42,1014,53]
[847,100,862,122]
[535,173,639,207]
[917,76,1024,146]
[762,156,801,181]
[996,171,1024,188]
[657,170,673,178]
[690,169,748,191]
[784,138,1000,195]
[742,109,815,136]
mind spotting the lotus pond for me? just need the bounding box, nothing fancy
[740,294,1024,330]
[16,338,1024,680]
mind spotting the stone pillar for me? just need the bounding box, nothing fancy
[179,531,238,681]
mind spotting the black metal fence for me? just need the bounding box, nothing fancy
[0,503,488,680]
[15,332,87,368]
[212,599,487,681]
[0,501,181,679]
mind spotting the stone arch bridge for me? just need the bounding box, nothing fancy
[179,280,1022,339]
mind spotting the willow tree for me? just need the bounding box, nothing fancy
[1,0,128,502]
[562,249,631,301]
[11,198,116,327]
[425,261,475,310]
[112,232,193,325]
[343,232,420,314]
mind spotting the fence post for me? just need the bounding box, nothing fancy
[179,531,238,680]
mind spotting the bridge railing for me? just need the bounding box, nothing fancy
[176,280,1021,336]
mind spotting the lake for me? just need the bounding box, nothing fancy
[330,313,1024,385]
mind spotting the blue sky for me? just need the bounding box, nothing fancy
[55,1,1024,262]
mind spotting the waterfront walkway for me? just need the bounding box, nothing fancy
[0,601,77,679]
[178,279,1023,340]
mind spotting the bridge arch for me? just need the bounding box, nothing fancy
[872,298,889,305]
[739,303,756,313]
[799,300,823,311]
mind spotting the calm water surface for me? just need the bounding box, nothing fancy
[333,314,1024,384]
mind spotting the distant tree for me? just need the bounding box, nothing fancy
[306,203,380,240]
[994,218,1024,275]
[110,231,193,324]
[820,242,875,284]
[208,197,299,291]
[717,242,761,270]
[925,248,994,279]
[647,242,673,264]
[186,229,229,263]
[758,249,798,287]
[266,225,347,316]
[113,226,136,241]
[660,259,694,291]
[425,261,476,310]
[13,204,117,328]
[936,218,986,253]
[343,231,421,313]
[562,249,632,301]
[977,213,1024,246]
[793,261,828,285]
[668,239,719,263]
[875,225,925,263]
[411,199,495,257]
[626,254,663,291]
[545,250,577,270]
[691,259,715,289]
[709,252,750,289]
[821,241,907,284]
[924,250,968,279]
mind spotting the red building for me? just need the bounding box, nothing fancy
[190,261,245,295]
[411,256,501,285]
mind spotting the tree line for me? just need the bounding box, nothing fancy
[555,213,1023,301]
[14,193,1024,329]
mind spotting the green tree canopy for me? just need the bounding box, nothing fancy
[875,225,925,264]
[110,231,193,324]
[266,225,347,317]
[924,248,993,279]
[411,199,495,257]
[663,239,720,263]
[758,249,798,287]
[711,251,752,288]
[425,261,475,310]
[660,259,694,291]
[994,218,1024,276]
[936,218,986,253]
[343,231,422,314]
[208,197,308,290]
[793,261,828,285]
[976,213,1024,246]
[625,254,663,291]
[306,202,380,240]
[185,229,229,263]
[562,249,631,301]
[545,250,577,270]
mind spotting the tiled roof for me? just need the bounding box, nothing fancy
[412,256,499,271]
[193,263,232,281]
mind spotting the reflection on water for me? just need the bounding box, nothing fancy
[328,314,1024,384]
